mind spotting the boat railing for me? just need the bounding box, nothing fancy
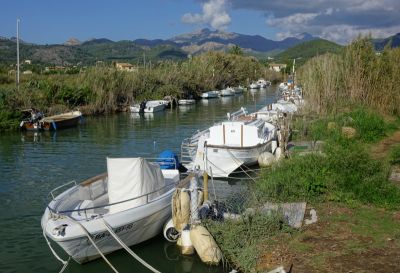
[49,180,77,200]
[227,107,248,121]
[48,181,179,220]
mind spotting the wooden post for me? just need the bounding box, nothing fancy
[203,171,209,201]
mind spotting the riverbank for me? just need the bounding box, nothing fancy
[205,107,400,272]
[203,38,400,272]
[0,51,281,131]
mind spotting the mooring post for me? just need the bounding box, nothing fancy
[203,171,209,201]
[190,172,199,223]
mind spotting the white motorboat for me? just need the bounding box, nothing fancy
[201,91,220,99]
[254,100,299,123]
[257,79,268,88]
[178,99,196,105]
[181,108,276,177]
[130,100,167,113]
[249,83,259,89]
[42,157,180,264]
[220,87,235,97]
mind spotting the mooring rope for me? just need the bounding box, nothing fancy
[101,218,161,273]
[65,216,119,273]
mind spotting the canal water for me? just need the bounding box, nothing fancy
[0,87,277,273]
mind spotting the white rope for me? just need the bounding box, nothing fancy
[101,218,161,273]
[65,216,119,273]
[42,226,68,265]
[58,258,70,273]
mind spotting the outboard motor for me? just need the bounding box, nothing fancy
[139,100,147,113]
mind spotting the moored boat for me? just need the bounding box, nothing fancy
[201,91,220,99]
[219,87,235,97]
[42,157,180,264]
[178,99,196,105]
[130,100,167,113]
[249,82,259,89]
[181,108,276,177]
[20,109,82,131]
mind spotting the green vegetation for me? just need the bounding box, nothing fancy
[0,38,187,66]
[0,51,281,131]
[390,145,400,165]
[204,213,290,273]
[206,38,400,272]
[275,39,343,67]
[299,38,400,116]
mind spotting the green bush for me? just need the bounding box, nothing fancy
[205,213,289,272]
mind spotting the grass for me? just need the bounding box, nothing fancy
[204,213,291,273]
[299,37,400,116]
[390,145,400,165]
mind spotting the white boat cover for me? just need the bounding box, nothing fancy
[107,158,165,214]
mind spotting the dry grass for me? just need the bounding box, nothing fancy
[299,37,400,116]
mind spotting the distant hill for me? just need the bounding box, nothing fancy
[0,38,187,65]
[1,29,398,66]
[168,28,318,54]
[275,39,343,65]
[373,33,400,51]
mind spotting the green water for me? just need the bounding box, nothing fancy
[0,88,277,273]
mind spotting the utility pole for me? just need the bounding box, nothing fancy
[16,18,20,90]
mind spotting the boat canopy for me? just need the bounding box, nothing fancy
[107,157,165,214]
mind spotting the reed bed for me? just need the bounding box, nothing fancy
[299,38,400,116]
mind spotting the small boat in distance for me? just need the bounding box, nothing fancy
[42,157,180,264]
[201,90,220,99]
[178,99,196,105]
[249,82,259,89]
[20,109,82,131]
[220,87,235,97]
[130,100,167,113]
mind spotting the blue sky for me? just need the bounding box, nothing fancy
[0,0,272,44]
[1,0,399,44]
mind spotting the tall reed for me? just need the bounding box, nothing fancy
[299,37,400,116]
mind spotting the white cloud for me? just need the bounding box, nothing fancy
[182,0,231,30]
[267,12,319,28]
[229,0,400,43]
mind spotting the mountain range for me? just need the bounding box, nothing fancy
[0,28,399,66]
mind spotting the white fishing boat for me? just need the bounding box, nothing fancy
[249,82,259,89]
[130,100,167,113]
[220,87,235,97]
[178,99,196,105]
[42,157,180,264]
[201,91,220,99]
[181,108,276,177]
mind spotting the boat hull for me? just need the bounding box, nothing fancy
[189,142,271,177]
[21,111,82,131]
[42,191,173,264]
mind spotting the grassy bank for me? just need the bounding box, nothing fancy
[205,38,400,272]
[205,107,400,272]
[0,52,281,131]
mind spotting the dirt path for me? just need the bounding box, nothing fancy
[257,203,400,273]
[370,130,400,160]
